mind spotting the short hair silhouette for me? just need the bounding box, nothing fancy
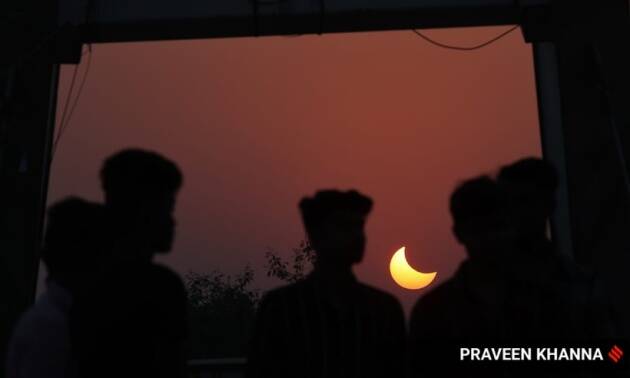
[100,148,183,207]
[249,189,405,378]
[449,175,507,258]
[497,157,558,213]
[42,197,105,290]
[450,175,501,227]
[497,157,557,190]
[299,189,373,231]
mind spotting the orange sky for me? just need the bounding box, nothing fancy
[46,26,541,313]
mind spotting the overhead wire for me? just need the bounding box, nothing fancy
[44,7,514,161]
[51,45,92,158]
[412,25,520,51]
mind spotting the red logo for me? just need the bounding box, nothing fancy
[608,345,624,363]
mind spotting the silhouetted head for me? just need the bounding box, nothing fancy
[101,149,182,257]
[299,190,372,270]
[497,157,557,240]
[450,176,509,261]
[42,197,106,293]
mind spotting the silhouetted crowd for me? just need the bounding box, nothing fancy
[5,150,619,378]
[7,150,186,378]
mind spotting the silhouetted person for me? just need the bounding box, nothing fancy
[70,149,187,378]
[497,157,616,341]
[247,190,406,378]
[409,176,512,377]
[497,157,557,258]
[6,198,106,378]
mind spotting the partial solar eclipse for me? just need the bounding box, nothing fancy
[389,246,437,290]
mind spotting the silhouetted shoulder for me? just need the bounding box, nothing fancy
[108,262,185,298]
[254,281,307,322]
[414,278,457,310]
[356,282,403,310]
[145,263,186,290]
[7,294,73,378]
[79,261,188,339]
[139,263,188,332]
[259,281,304,305]
[10,292,70,349]
[410,279,459,331]
[264,281,303,298]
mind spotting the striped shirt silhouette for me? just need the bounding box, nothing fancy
[247,270,406,378]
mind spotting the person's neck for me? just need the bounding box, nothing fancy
[113,246,153,265]
[464,259,502,280]
[312,264,355,285]
[460,259,507,301]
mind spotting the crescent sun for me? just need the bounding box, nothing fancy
[389,246,437,290]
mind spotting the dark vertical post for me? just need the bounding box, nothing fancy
[532,41,574,259]
[531,0,630,337]
[0,2,60,374]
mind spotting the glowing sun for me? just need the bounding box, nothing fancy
[389,246,437,290]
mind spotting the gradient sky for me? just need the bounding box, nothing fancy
[46,25,541,314]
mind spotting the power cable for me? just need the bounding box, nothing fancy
[51,45,92,158]
[412,25,520,51]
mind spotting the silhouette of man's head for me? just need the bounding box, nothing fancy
[43,197,106,293]
[299,190,372,270]
[497,157,558,239]
[450,176,509,261]
[101,149,182,256]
